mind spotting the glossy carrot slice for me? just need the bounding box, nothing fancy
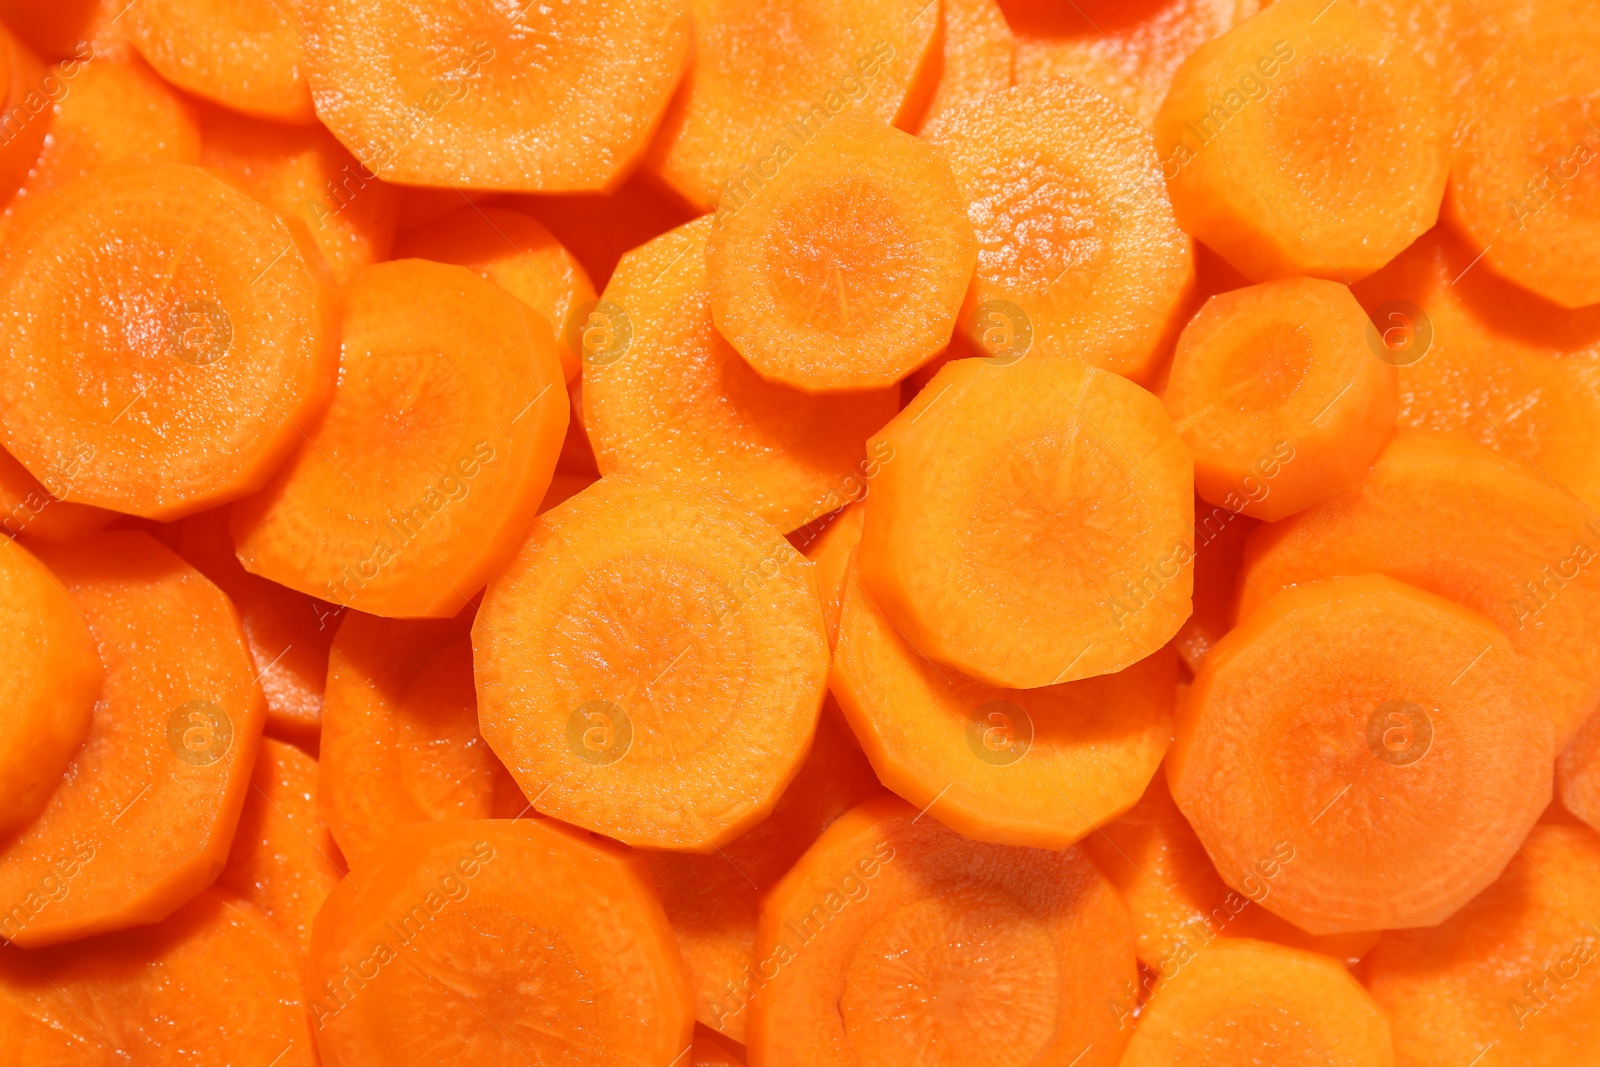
[802,502,865,647]
[0,447,111,543]
[1558,709,1600,833]
[0,22,51,204]
[914,0,1014,134]
[128,0,314,122]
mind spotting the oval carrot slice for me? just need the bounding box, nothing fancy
[929,79,1195,383]
[748,795,1138,1067]
[857,353,1194,689]
[306,819,694,1066]
[913,0,1014,134]
[0,158,337,520]
[231,258,568,619]
[583,216,900,533]
[0,447,112,543]
[127,0,314,122]
[1558,709,1600,833]
[0,22,50,204]
[1162,277,1398,521]
[802,502,865,647]
[474,476,830,851]
[0,531,265,947]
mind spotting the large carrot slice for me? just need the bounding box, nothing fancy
[1558,709,1600,833]
[0,158,337,520]
[929,79,1195,383]
[474,476,830,851]
[583,217,900,533]
[748,795,1137,1067]
[1173,500,1256,673]
[0,532,264,947]
[0,22,50,206]
[1154,0,1448,283]
[802,502,865,647]
[914,0,1014,134]
[303,0,691,192]
[231,258,568,619]
[307,819,693,1066]
[128,0,314,122]
[857,353,1193,689]
[0,447,112,543]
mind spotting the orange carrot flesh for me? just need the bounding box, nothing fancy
[802,502,865,648]
[1558,709,1600,833]
[0,447,112,543]
[914,0,1014,134]
[128,0,315,122]
[0,23,52,202]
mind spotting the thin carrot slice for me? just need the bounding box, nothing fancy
[517,170,695,289]
[231,258,568,619]
[929,79,1196,383]
[0,2,101,57]
[802,502,865,647]
[319,609,522,872]
[0,158,337,520]
[127,0,314,122]
[914,0,1014,134]
[748,795,1137,1067]
[1118,938,1394,1067]
[857,353,1194,689]
[0,889,316,1064]
[583,217,900,533]
[1558,709,1600,832]
[303,0,691,191]
[1174,501,1256,673]
[307,819,694,1065]
[474,476,830,850]
[1175,572,1552,934]
[1162,277,1398,521]
[1365,822,1600,1067]
[0,22,50,204]
[0,532,265,948]
[1154,0,1449,283]
[0,447,112,542]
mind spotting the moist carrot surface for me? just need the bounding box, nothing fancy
[802,502,865,647]
[914,0,1014,134]
[0,22,51,201]
[128,0,314,123]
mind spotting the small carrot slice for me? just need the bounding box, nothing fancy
[0,22,50,205]
[929,79,1196,383]
[0,532,265,947]
[583,217,900,533]
[857,353,1194,689]
[231,258,568,619]
[748,795,1137,1067]
[914,0,1014,134]
[0,158,337,520]
[1558,709,1600,833]
[517,170,695,289]
[0,446,111,543]
[802,502,865,647]
[475,476,830,851]
[1163,277,1398,521]
[127,0,313,122]
[307,819,693,1066]
[1174,501,1256,673]
[1154,0,1448,283]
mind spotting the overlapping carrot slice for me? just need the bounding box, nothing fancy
[0,21,50,203]
[0,1,102,58]
[128,0,314,122]
[0,448,111,543]
[914,0,1014,134]
[801,502,865,647]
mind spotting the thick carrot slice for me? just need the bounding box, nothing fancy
[319,609,522,872]
[914,0,1014,134]
[128,0,313,122]
[1365,822,1600,1067]
[518,170,695,289]
[1558,709,1600,832]
[583,217,900,533]
[802,502,864,647]
[748,795,1137,1067]
[1174,573,1552,934]
[929,79,1196,383]
[1154,0,1448,283]
[303,0,691,191]
[1174,501,1256,673]
[307,819,693,1066]
[231,258,568,619]
[857,353,1193,689]
[642,0,941,211]
[1163,277,1398,521]
[1239,429,1600,743]
[475,476,830,850]
[0,158,337,520]
[0,22,50,205]
[0,532,265,947]
[1119,938,1394,1066]
[0,446,111,543]
[0,889,315,1064]
[217,738,344,954]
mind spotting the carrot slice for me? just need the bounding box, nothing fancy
[748,795,1137,1067]
[0,532,265,947]
[319,609,522,872]
[127,0,313,123]
[1174,572,1552,934]
[303,1,691,192]
[0,22,50,205]
[517,170,695,289]
[0,2,101,58]
[1163,277,1398,521]
[583,217,900,533]
[1558,709,1600,833]
[0,447,112,543]
[475,476,830,851]
[0,889,315,1064]
[0,158,337,520]
[857,353,1194,689]
[1174,501,1256,673]
[231,258,568,619]
[1239,429,1600,743]
[1365,821,1600,1067]
[1118,938,1394,1067]
[929,79,1196,383]
[802,502,865,647]
[914,0,1014,134]
[307,819,694,1066]
[1154,0,1448,283]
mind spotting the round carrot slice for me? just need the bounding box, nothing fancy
[747,795,1138,1067]
[1173,573,1552,934]
[0,158,338,520]
[306,819,694,1066]
[0,22,51,202]
[913,0,1014,134]
[1154,0,1448,283]
[1162,277,1398,521]
[583,217,900,533]
[706,111,977,392]
[128,0,314,122]
[474,476,830,850]
[856,353,1194,689]
[231,259,568,619]
[303,0,691,192]
[0,447,112,543]
[802,501,865,647]
[1558,709,1600,833]
[0,532,265,948]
